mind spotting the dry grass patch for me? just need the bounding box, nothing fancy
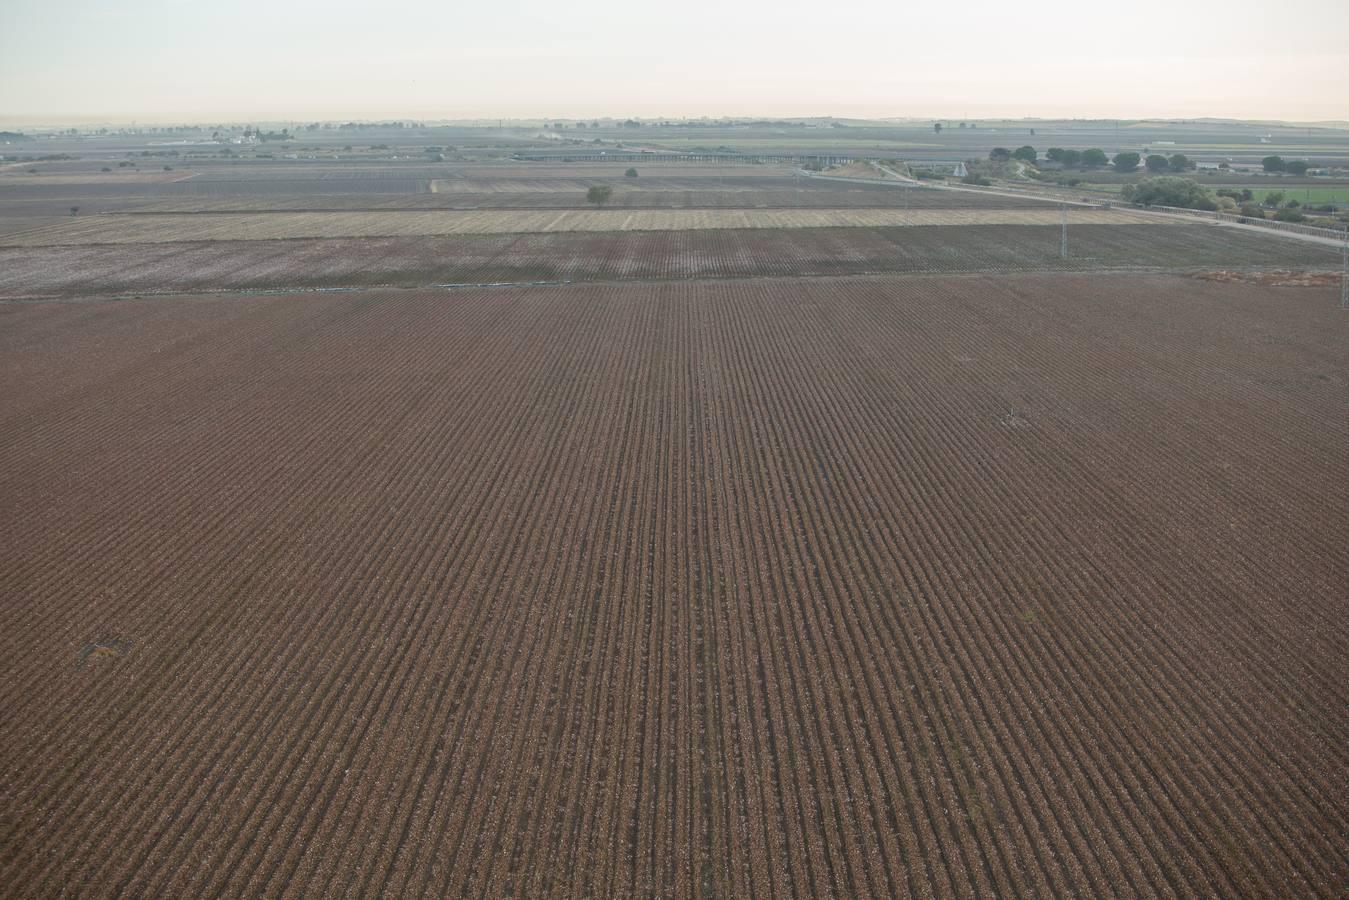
[2,207,1170,245]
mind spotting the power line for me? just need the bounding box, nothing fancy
[1061,203,1068,260]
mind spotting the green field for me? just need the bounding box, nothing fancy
[1223,185,1349,204]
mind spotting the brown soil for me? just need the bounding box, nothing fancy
[1,273,1345,897]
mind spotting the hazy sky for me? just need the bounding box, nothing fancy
[3,0,1346,124]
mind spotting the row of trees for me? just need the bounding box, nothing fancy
[1262,155,1310,175]
[990,146,1111,168]
[1122,177,1310,221]
[992,146,1312,178]
[1145,153,1193,173]
[1121,177,1217,210]
[1044,147,1109,168]
[990,145,1156,172]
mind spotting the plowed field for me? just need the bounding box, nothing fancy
[2,224,1339,300]
[2,274,1345,897]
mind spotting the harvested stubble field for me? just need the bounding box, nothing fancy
[0,177,432,201]
[440,165,800,181]
[126,185,1054,213]
[2,207,1162,245]
[432,175,800,193]
[1,223,1339,299]
[1,274,1345,897]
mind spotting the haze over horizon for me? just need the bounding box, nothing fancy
[3,0,1346,126]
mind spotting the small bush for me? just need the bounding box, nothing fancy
[586,185,614,207]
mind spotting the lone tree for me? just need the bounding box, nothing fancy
[625,167,638,178]
[1113,151,1141,172]
[1262,155,1285,173]
[1167,154,1190,172]
[989,147,1011,161]
[69,206,80,216]
[1284,159,1309,175]
[586,185,613,207]
[1012,145,1037,163]
[933,122,943,134]
[1145,154,1170,173]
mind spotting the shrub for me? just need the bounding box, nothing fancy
[1239,203,1265,219]
[1217,188,1255,203]
[624,167,638,178]
[1274,208,1305,222]
[961,174,991,186]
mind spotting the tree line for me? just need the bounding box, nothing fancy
[986,146,1176,172]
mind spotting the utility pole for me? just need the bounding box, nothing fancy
[1061,203,1069,259]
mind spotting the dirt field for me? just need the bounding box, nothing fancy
[1,274,1345,897]
[2,224,1338,299]
[2,207,1167,245]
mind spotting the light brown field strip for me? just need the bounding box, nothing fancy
[1,207,1171,245]
[0,172,196,186]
